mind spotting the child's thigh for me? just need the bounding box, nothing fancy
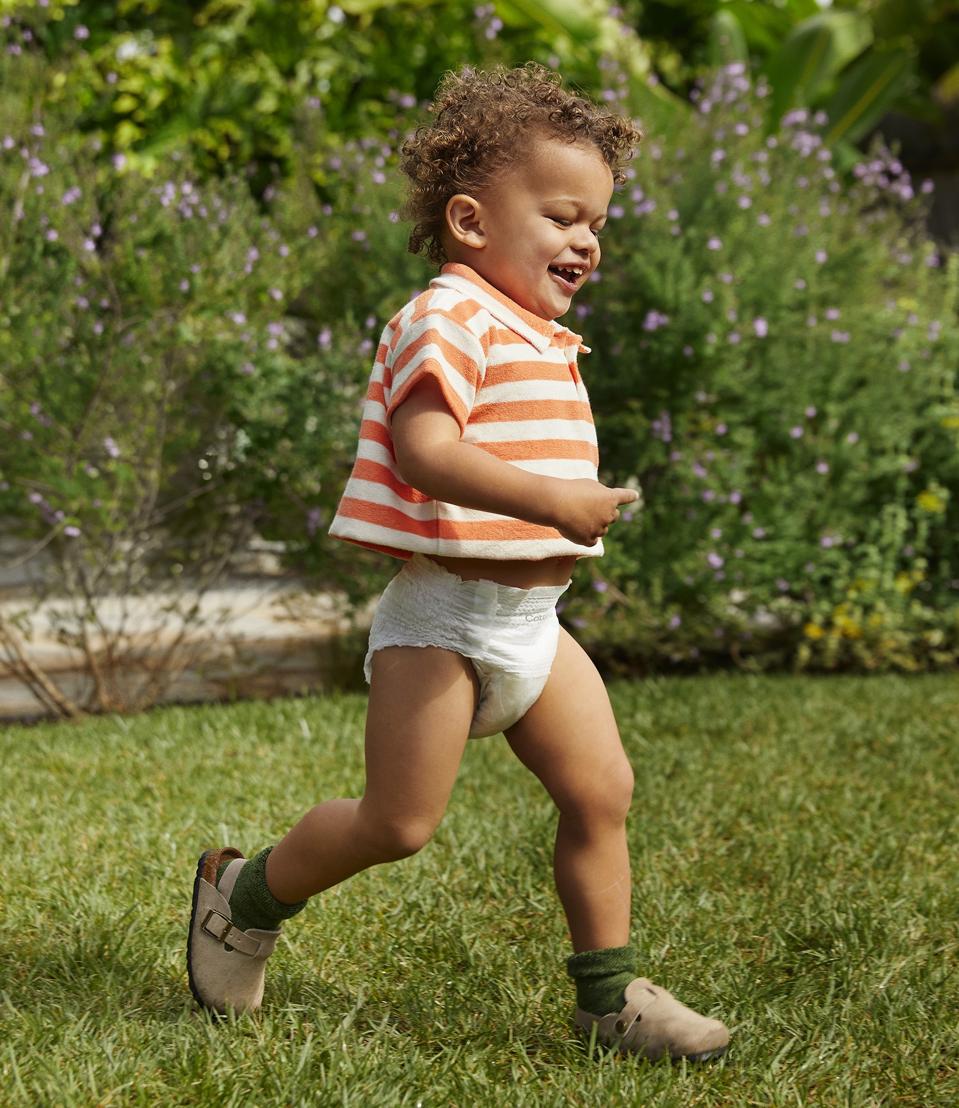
[363,645,479,823]
[504,628,634,818]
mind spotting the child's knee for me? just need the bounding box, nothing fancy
[357,807,438,861]
[600,760,634,823]
[565,758,634,825]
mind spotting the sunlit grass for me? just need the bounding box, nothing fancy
[1,673,957,1106]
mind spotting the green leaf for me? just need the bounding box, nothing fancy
[338,0,440,12]
[719,0,818,55]
[933,60,959,106]
[823,48,915,145]
[765,11,874,123]
[496,0,602,43]
[708,10,749,70]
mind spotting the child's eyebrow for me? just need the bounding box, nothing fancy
[544,197,609,220]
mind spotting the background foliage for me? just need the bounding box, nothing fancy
[1,2,957,706]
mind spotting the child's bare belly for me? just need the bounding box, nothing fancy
[427,554,577,588]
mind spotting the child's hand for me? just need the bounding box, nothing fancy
[550,479,640,547]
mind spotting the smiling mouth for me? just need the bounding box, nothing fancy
[548,265,585,291]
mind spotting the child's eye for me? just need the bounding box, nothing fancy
[551,217,605,238]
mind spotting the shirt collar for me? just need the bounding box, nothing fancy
[430,262,591,355]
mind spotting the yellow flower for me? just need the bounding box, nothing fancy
[917,489,946,514]
[834,613,862,639]
[804,622,825,640]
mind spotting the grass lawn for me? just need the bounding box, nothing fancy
[1,672,957,1106]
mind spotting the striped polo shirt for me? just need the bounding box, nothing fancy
[328,261,604,561]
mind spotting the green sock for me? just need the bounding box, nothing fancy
[216,846,307,934]
[567,945,638,1016]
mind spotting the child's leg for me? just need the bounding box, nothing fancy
[503,629,729,1061]
[504,627,634,954]
[265,646,479,904]
[187,644,478,1016]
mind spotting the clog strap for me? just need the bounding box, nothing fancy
[201,907,263,957]
[613,979,662,1037]
[216,857,246,902]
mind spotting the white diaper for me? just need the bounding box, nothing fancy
[364,554,570,739]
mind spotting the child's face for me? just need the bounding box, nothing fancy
[443,137,614,321]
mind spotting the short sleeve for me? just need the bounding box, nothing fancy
[386,309,486,433]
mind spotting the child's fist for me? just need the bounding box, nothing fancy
[550,480,640,547]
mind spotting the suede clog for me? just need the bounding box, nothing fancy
[187,847,281,1015]
[575,976,729,1061]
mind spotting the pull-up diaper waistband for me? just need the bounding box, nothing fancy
[409,554,570,622]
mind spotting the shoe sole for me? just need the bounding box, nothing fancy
[580,1021,729,1063]
[680,1045,728,1063]
[187,849,220,1015]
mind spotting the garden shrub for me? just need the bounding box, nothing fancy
[559,63,959,673]
[2,45,957,704]
[0,62,377,713]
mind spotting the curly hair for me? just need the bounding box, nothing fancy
[399,61,643,267]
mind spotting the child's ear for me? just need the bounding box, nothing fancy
[445,194,486,249]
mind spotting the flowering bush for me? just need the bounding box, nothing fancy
[0,69,380,713]
[2,47,957,705]
[560,63,959,673]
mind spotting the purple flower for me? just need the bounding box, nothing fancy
[816,461,830,474]
[592,580,608,593]
[790,426,803,439]
[815,249,828,264]
[805,406,817,418]
[103,436,120,458]
[707,552,724,568]
[753,317,768,337]
[64,525,81,537]
[707,236,722,250]
[74,25,89,40]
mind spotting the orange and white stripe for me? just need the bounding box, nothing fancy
[328,262,604,561]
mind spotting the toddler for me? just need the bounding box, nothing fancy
[187,60,729,1062]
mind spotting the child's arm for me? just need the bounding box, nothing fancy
[392,377,638,548]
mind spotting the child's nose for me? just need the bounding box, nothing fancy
[571,226,598,252]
